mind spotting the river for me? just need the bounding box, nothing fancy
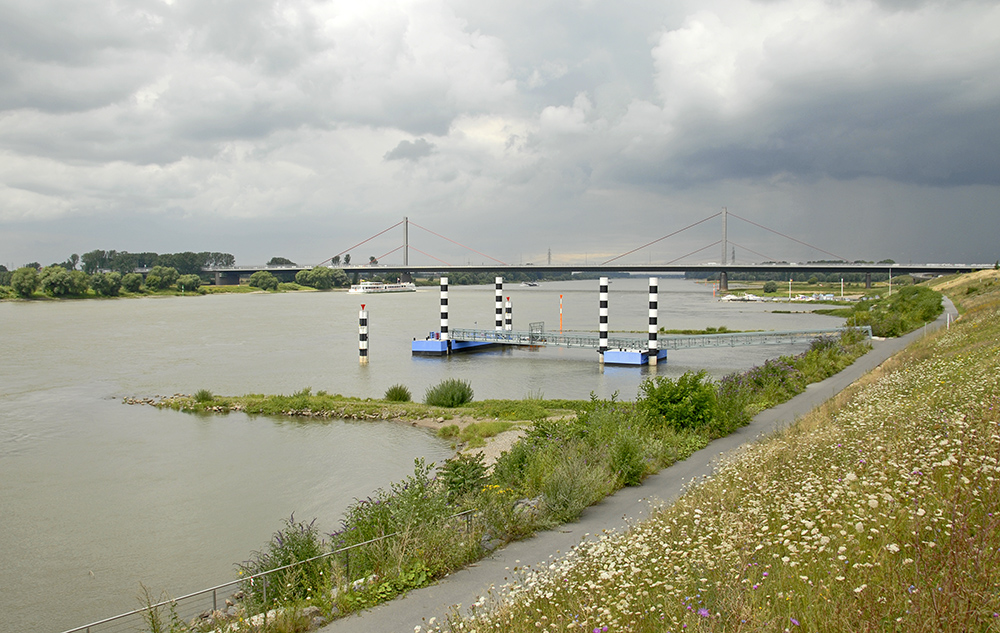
[0,277,842,632]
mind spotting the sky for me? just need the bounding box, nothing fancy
[1,0,999,269]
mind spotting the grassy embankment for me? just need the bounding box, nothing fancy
[438,270,1000,633]
[138,282,951,630]
[146,324,886,629]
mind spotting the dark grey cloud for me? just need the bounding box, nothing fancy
[384,138,435,162]
[1,0,998,268]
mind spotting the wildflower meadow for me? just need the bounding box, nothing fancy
[444,272,1000,633]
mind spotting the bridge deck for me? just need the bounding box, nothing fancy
[448,326,871,351]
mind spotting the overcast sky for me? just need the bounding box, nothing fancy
[2,0,998,269]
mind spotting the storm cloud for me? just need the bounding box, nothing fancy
[1,0,998,268]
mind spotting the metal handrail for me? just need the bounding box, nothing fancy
[61,509,476,633]
[449,326,872,351]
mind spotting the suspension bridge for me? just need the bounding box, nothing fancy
[207,212,990,289]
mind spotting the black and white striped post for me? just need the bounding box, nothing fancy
[495,277,504,331]
[599,277,609,363]
[504,297,512,331]
[358,304,369,365]
[440,277,449,350]
[648,277,659,366]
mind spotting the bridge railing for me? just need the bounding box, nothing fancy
[449,326,872,351]
[60,510,475,633]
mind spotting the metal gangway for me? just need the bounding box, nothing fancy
[449,324,872,351]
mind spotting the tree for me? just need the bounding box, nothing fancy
[331,255,341,266]
[343,254,351,266]
[70,254,79,270]
[177,274,202,292]
[308,267,335,289]
[368,256,378,266]
[89,272,122,296]
[81,250,108,274]
[267,257,296,266]
[330,267,349,287]
[39,266,88,296]
[147,266,179,289]
[763,280,778,293]
[110,251,138,274]
[121,272,143,293]
[155,252,203,275]
[249,270,279,290]
[11,267,39,297]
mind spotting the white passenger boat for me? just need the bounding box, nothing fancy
[348,281,418,294]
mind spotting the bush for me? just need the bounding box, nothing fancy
[238,515,332,609]
[89,272,122,296]
[11,267,39,297]
[384,384,412,402]
[147,266,179,290]
[121,272,143,293]
[331,459,449,581]
[637,371,718,431]
[437,453,487,502]
[176,274,201,292]
[424,378,474,407]
[763,280,778,293]
[39,266,88,296]
[194,389,213,403]
[249,270,279,291]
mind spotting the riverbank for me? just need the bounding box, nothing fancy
[414,276,995,632]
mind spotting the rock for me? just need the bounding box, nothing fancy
[309,616,329,630]
[301,606,322,619]
[437,417,445,423]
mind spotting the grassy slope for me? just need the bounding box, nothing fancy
[444,272,1000,633]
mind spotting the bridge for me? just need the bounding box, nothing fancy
[204,213,991,289]
[445,325,870,351]
[203,214,990,291]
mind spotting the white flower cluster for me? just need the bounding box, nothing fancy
[443,293,1000,632]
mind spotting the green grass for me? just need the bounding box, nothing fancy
[438,274,1000,633]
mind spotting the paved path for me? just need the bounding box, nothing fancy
[320,300,958,633]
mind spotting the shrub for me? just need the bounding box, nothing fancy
[437,453,487,502]
[331,459,449,581]
[176,274,201,292]
[39,266,88,296]
[424,378,474,407]
[89,272,122,296]
[763,280,778,293]
[249,270,279,291]
[238,515,332,609]
[637,371,718,431]
[194,389,213,403]
[120,272,143,293]
[384,384,412,402]
[11,267,39,297]
[148,266,179,289]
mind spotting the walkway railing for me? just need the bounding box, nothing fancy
[449,326,872,351]
[61,510,475,633]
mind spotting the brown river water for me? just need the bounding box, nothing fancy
[0,277,842,632]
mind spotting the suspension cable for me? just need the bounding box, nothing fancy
[727,240,779,264]
[407,220,508,265]
[602,212,722,264]
[408,245,452,266]
[728,212,849,262]
[328,220,405,263]
[666,240,722,265]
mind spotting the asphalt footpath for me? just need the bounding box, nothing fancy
[320,298,958,633]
